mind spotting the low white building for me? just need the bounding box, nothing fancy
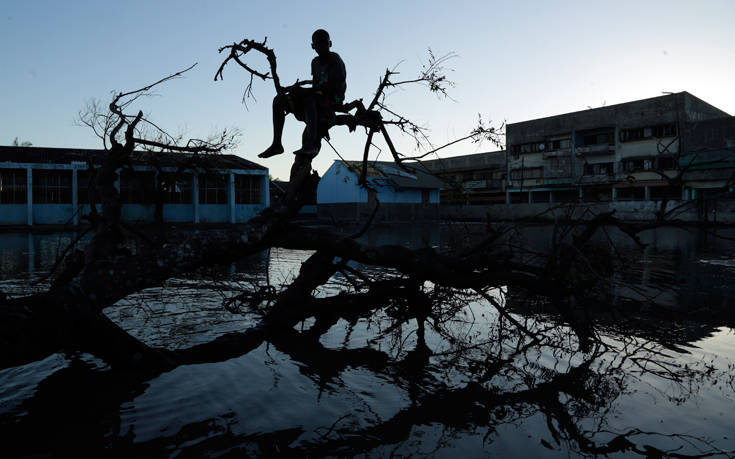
[317,160,442,222]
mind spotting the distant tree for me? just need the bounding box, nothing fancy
[12,137,32,147]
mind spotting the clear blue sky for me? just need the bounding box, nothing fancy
[2,0,734,180]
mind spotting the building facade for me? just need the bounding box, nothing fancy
[317,160,442,221]
[421,151,506,204]
[505,92,732,204]
[0,146,269,226]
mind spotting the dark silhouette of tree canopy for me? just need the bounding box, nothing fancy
[0,36,732,457]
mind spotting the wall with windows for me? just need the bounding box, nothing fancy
[0,169,27,224]
[1,163,268,226]
[504,93,732,206]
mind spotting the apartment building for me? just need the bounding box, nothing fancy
[421,150,506,204]
[505,92,732,204]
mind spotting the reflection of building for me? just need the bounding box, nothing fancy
[0,146,269,226]
[506,92,732,204]
[421,151,506,204]
[317,160,442,221]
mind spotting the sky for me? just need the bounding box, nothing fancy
[2,0,734,180]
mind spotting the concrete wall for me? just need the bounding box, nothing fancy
[0,202,263,226]
[317,161,440,205]
[1,162,268,226]
[619,137,679,159]
[318,203,440,223]
[441,198,735,223]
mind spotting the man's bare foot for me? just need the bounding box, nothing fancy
[293,144,320,157]
[258,144,284,158]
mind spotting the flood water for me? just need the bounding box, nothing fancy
[0,223,734,457]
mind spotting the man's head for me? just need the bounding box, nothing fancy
[311,29,331,57]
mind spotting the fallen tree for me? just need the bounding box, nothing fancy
[1,37,507,373]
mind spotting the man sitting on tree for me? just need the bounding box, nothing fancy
[259,29,347,158]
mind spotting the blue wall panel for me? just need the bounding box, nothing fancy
[235,204,263,222]
[33,204,74,225]
[163,204,194,223]
[199,204,228,223]
[0,204,26,224]
[121,204,156,223]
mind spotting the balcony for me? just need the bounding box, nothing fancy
[462,180,487,190]
[542,149,571,159]
[461,179,503,191]
[575,144,615,156]
[543,177,573,186]
[579,174,614,185]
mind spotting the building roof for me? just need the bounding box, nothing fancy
[506,92,731,140]
[421,151,506,173]
[0,146,266,171]
[339,160,444,189]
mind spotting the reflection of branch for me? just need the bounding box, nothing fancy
[474,287,541,343]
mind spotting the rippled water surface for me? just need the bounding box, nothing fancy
[1,224,734,457]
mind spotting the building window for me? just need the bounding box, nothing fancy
[77,169,100,205]
[583,162,614,176]
[199,173,227,204]
[120,170,155,204]
[581,131,615,146]
[161,173,192,204]
[234,175,262,204]
[33,170,72,204]
[0,169,27,204]
[657,156,677,170]
[547,157,572,178]
[582,188,613,203]
[616,187,645,201]
[421,190,431,204]
[551,138,571,150]
[510,167,542,180]
[512,141,547,155]
[620,123,677,142]
[622,158,653,172]
[650,185,681,201]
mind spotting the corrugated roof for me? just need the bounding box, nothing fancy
[339,160,444,189]
[0,146,266,170]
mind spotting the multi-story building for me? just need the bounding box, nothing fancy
[421,151,506,204]
[505,92,732,204]
[0,146,269,226]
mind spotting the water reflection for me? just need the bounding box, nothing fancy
[0,224,734,457]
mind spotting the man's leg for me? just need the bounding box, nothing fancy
[293,95,320,156]
[259,94,287,158]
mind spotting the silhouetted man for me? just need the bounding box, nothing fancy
[259,29,346,159]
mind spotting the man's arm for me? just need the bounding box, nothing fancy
[316,53,345,103]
